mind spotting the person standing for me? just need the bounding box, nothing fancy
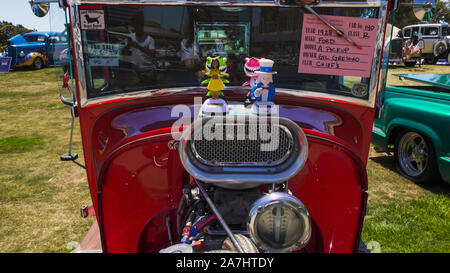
[124,12,157,86]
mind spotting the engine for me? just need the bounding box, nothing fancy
[162,102,311,253]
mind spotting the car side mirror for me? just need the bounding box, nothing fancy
[30,2,50,18]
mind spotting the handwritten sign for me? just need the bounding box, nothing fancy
[87,43,121,57]
[298,14,379,78]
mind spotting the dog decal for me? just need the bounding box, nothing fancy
[84,15,100,24]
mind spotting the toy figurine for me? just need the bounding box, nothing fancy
[201,56,230,114]
[202,56,229,99]
[202,56,229,86]
[242,57,260,106]
[250,58,278,115]
[242,57,260,88]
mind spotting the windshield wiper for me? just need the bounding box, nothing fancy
[303,5,363,51]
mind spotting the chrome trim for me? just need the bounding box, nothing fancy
[69,0,387,8]
[367,1,389,108]
[372,125,386,137]
[190,124,294,167]
[179,117,308,186]
[69,4,89,106]
[247,192,311,252]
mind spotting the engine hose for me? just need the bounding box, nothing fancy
[189,214,217,237]
[178,199,200,241]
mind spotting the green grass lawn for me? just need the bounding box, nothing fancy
[0,65,449,253]
[0,67,93,252]
[362,147,449,253]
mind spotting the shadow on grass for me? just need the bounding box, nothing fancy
[369,154,450,196]
[8,65,60,73]
[369,154,396,171]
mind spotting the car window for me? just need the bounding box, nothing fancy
[49,35,67,43]
[23,35,46,43]
[442,27,448,36]
[423,27,438,36]
[403,28,411,37]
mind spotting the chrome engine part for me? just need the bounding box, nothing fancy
[248,192,311,252]
[177,104,310,252]
[159,243,193,253]
[176,180,311,253]
[179,104,308,189]
[191,123,294,167]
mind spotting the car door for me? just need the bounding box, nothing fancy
[421,25,439,54]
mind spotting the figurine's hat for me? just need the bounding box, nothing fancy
[255,58,277,75]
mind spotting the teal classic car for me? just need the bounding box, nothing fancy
[372,73,450,184]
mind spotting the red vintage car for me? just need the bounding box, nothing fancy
[38,0,395,253]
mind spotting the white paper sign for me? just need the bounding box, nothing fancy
[87,44,121,57]
[80,10,105,30]
[90,58,119,67]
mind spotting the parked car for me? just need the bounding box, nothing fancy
[35,0,391,253]
[5,31,67,70]
[373,73,450,184]
[400,23,450,64]
[385,37,421,67]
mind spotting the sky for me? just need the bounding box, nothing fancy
[0,1,66,32]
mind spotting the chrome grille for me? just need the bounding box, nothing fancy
[190,124,293,166]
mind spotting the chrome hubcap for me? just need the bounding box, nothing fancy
[398,132,428,177]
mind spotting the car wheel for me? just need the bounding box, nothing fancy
[33,57,43,70]
[433,41,447,58]
[425,57,436,64]
[394,131,438,184]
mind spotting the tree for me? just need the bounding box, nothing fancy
[432,0,450,23]
[0,21,36,51]
[393,0,449,29]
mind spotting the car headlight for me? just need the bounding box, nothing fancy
[248,192,311,252]
[19,51,25,57]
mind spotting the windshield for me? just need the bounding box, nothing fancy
[79,5,384,101]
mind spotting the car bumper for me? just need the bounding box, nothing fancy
[438,156,450,184]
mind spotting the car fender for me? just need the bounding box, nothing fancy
[16,52,48,67]
[387,117,442,155]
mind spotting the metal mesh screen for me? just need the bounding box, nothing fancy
[190,123,293,166]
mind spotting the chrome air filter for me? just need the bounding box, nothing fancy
[179,113,308,189]
[191,123,293,167]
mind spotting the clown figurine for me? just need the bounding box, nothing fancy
[250,58,277,115]
[242,57,260,88]
[242,57,260,106]
[201,56,230,114]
